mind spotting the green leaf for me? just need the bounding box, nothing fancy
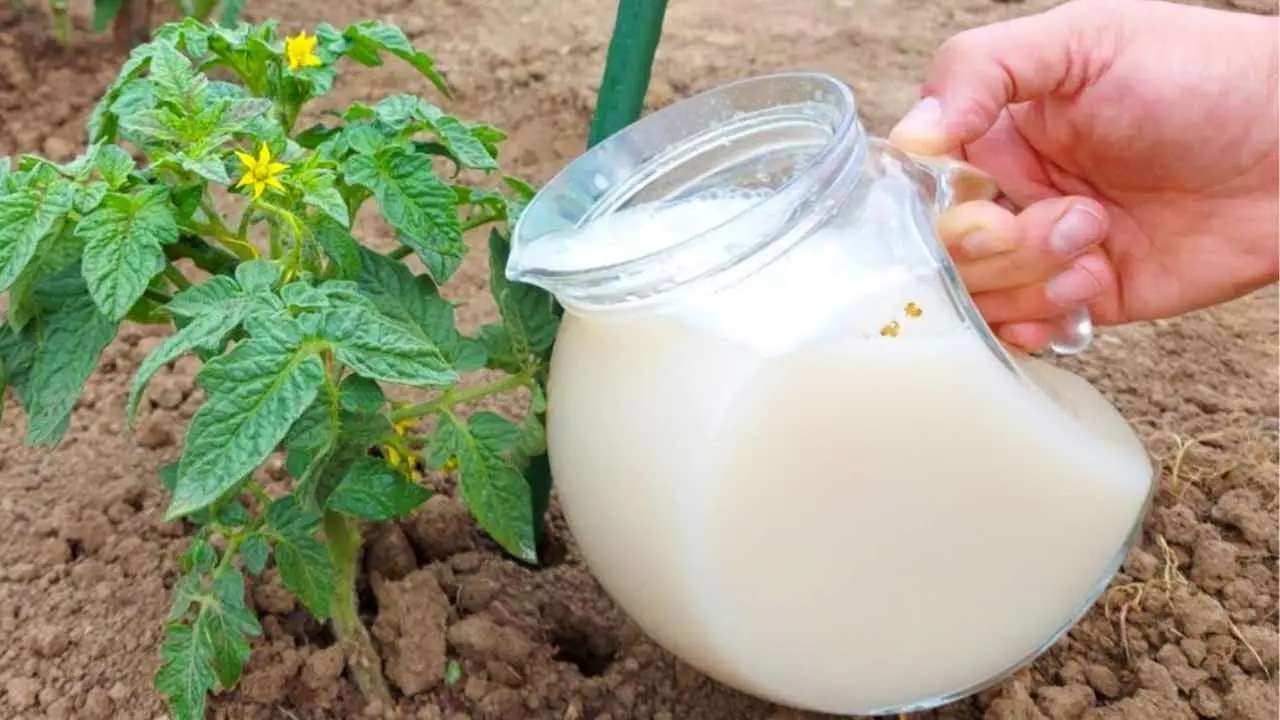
[233,259,283,294]
[342,146,463,282]
[180,533,217,573]
[92,0,123,33]
[338,374,384,413]
[299,171,350,228]
[205,568,261,689]
[266,497,333,618]
[343,124,386,156]
[488,230,559,358]
[468,411,522,453]
[308,215,360,278]
[353,246,475,367]
[318,305,456,387]
[150,42,207,110]
[6,223,89,332]
[239,534,270,575]
[155,622,215,720]
[23,269,118,444]
[75,182,110,215]
[165,275,243,318]
[281,282,330,312]
[0,180,76,293]
[423,110,498,171]
[128,306,245,422]
[341,21,450,96]
[95,145,136,189]
[168,331,326,519]
[431,413,536,562]
[77,187,180,320]
[326,456,431,520]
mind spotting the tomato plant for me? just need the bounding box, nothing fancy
[0,17,557,719]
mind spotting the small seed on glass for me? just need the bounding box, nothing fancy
[905,302,922,318]
[879,321,901,337]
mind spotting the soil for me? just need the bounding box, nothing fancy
[1,0,1278,719]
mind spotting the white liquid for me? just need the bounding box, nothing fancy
[539,197,1153,714]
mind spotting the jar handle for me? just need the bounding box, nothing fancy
[909,153,1095,356]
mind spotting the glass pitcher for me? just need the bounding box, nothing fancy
[506,72,1155,716]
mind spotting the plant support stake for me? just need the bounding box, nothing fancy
[588,0,671,148]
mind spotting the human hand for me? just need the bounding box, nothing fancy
[889,0,1279,352]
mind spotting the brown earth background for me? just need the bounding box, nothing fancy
[1,0,1278,718]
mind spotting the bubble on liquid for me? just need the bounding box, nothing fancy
[592,173,610,191]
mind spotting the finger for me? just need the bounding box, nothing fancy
[994,321,1057,354]
[956,196,1108,293]
[971,250,1118,324]
[936,200,1019,259]
[887,0,1120,155]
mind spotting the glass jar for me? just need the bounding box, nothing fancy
[507,72,1155,716]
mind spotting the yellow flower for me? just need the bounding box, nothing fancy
[384,446,403,468]
[441,456,459,473]
[234,143,287,199]
[285,31,323,70]
[393,418,415,437]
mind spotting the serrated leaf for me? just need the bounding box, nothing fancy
[180,533,217,573]
[318,305,456,386]
[487,230,558,360]
[155,622,215,720]
[468,411,522,453]
[309,215,360,278]
[168,333,326,520]
[129,305,246,422]
[150,42,207,110]
[300,171,350,228]
[205,568,260,688]
[233,259,283,294]
[266,497,333,618]
[179,152,231,185]
[343,147,463,282]
[343,124,385,156]
[326,456,431,520]
[341,21,449,96]
[431,413,536,562]
[239,534,270,575]
[24,269,117,444]
[0,180,76,293]
[6,223,89,332]
[165,275,243,319]
[95,145,135,189]
[351,246,477,368]
[75,181,110,215]
[338,374,384,413]
[423,111,498,171]
[77,187,180,320]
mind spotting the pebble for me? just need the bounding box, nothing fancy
[1036,684,1095,720]
[4,677,41,710]
[136,414,177,449]
[1084,664,1120,699]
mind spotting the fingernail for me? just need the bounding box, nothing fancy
[1050,206,1106,256]
[890,97,945,143]
[1046,264,1103,306]
[960,232,1010,258]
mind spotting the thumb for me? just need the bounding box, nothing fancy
[889,0,1118,155]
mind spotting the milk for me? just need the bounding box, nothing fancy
[539,197,1153,714]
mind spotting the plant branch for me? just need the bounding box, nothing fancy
[323,511,394,711]
[163,264,192,291]
[387,245,413,260]
[389,370,534,423]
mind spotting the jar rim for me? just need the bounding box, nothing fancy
[507,71,867,309]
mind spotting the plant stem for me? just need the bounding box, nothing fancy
[323,511,394,711]
[387,245,413,260]
[163,264,192,291]
[587,0,669,147]
[389,370,534,423]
